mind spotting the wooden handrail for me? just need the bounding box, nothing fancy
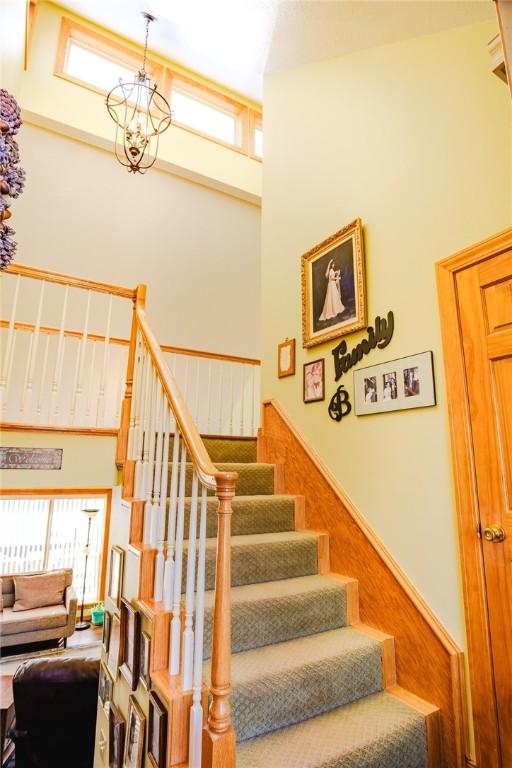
[161,343,261,366]
[4,262,137,299]
[135,303,235,490]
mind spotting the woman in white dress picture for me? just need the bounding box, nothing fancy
[319,259,345,322]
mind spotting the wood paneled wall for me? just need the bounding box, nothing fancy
[259,400,466,768]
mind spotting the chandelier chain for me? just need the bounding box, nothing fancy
[142,15,150,76]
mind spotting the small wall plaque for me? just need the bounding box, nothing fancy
[0,447,63,470]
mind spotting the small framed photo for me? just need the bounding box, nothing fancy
[108,546,124,610]
[139,631,151,690]
[148,691,168,768]
[302,218,366,348]
[120,598,141,691]
[107,613,121,680]
[98,663,113,712]
[303,359,325,403]
[354,351,436,416]
[103,611,112,653]
[109,701,125,768]
[123,695,146,768]
[278,338,296,378]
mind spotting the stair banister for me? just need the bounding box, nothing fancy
[118,296,238,768]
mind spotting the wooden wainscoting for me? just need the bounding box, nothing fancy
[259,400,466,768]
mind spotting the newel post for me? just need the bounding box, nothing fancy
[116,284,146,473]
[202,472,238,768]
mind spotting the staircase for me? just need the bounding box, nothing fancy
[193,437,439,768]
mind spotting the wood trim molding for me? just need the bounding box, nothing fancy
[260,399,466,768]
[160,343,260,366]
[0,422,118,436]
[4,262,136,298]
[436,226,512,767]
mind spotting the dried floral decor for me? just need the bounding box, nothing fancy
[0,89,26,269]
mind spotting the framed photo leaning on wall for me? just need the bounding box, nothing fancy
[301,218,366,348]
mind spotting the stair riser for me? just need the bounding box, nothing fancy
[180,498,295,538]
[232,645,383,742]
[203,585,348,659]
[182,537,319,592]
[170,465,275,496]
[169,437,257,464]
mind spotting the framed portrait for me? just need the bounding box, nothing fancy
[103,611,112,653]
[123,695,145,768]
[301,218,366,348]
[107,613,121,680]
[148,691,168,768]
[109,701,125,768]
[120,598,141,691]
[278,338,296,378]
[108,546,124,610]
[354,351,436,416]
[140,631,151,690]
[98,663,113,712]
[303,359,325,403]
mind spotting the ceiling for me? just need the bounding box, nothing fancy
[55,0,496,102]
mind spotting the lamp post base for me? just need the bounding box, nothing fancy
[75,621,90,631]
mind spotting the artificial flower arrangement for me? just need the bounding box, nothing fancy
[0,89,26,269]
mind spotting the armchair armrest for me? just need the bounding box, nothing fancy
[64,585,77,627]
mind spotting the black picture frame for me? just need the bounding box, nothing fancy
[120,598,141,691]
[148,690,168,768]
[303,359,325,403]
[98,662,113,712]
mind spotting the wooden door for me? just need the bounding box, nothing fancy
[438,230,512,767]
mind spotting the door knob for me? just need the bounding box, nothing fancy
[482,524,505,543]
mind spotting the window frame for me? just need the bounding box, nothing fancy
[250,111,263,161]
[0,487,112,606]
[54,17,262,159]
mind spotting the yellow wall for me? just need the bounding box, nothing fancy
[16,2,261,203]
[261,20,511,645]
[0,430,118,488]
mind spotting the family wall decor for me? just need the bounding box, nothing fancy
[332,311,395,380]
[354,351,436,416]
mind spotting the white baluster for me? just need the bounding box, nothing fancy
[134,349,150,499]
[85,340,97,426]
[19,279,45,420]
[206,359,213,435]
[154,541,165,602]
[159,409,171,544]
[194,357,200,423]
[251,364,257,435]
[182,472,198,690]
[96,293,113,426]
[163,429,180,610]
[0,330,16,419]
[229,363,234,436]
[143,371,157,544]
[183,356,190,408]
[127,332,142,460]
[149,382,164,547]
[36,333,51,423]
[240,364,247,436]
[50,286,69,424]
[0,273,20,391]
[189,485,208,768]
[218,362,224,435]
[70,289,91,424]
[169,443,187,674]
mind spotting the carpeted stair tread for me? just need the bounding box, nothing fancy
[178,462,275,496]
[236,690,428,768]
[182,494,296,538]
[184,531,319,591]
[205,627,383,742]
[202,575,348,657]
[170,436,257,464]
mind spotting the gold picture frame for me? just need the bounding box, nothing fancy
[278,338,296,378]
[301,218,366,348]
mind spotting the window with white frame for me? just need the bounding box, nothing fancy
[0,494,108,604]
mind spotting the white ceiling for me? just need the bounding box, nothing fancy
[55,0,495,102]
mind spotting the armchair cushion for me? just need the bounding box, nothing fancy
[13,570,67,612]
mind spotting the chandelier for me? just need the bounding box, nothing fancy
[106,13,171,174]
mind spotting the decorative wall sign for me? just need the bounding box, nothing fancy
[278,338,296,378]
[354,351,436,416]
[303,359,325,403]
[302,219,367,348]
[0,447,62,469]
[332,311,394,381]
[328,385,352,421]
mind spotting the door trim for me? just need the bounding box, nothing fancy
[436,226,512,767]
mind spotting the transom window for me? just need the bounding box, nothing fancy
[55,18,262,159]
